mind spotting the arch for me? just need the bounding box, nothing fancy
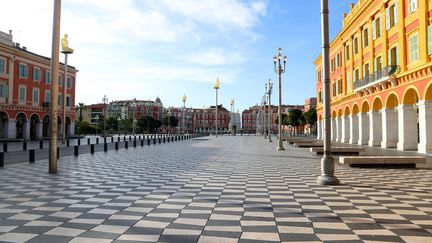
[361,100,370,113]
[15,113,28,139]
[372,97,383,111]
[0,111,9,139]
[318,114,323,121]
[43,115,50,138]
[332,110,337,118]
[29,114,40,140]
[65,116,72,137]
[402,87,420,105]
[424,81,432,100]
[385,92,399,109]
[352,103,360,115]
[344,106,350,116]
[337,108,343,117]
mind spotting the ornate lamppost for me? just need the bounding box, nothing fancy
[266,79,273,142]
[131,101,136,134]
[95,115,99,136]
[273,48,286,151]
[317,0,339,185]
[117,117,121,135]
[230,99,235,136]
[61,34,73,145]
[214,78,220,137]
[102,95,108,136]
[263,95,267,139]
[182,95,186,134]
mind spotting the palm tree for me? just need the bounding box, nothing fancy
[76,103,87,122]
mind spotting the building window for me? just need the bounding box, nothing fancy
[362,28,369,47]
[67,77,72,88]
[66,96,71,107]
[18,63,28,78]
[347,72,351,91]
[386,3,398,30]
[45,91,51,103]
[375,56,382,71]
[409,0,417,13]
[331,58,335,72]
[338,79,343,94]
[45,71,51,84]
[19,86,26,104]
[353,37,359,54]
[373,17,381,40]
[363,63,370,77]
[33,88,39,105]
[345,44,350,60]
[428,25,432,56]
[58,94,63,106]
[354,69,359,81]
[410,34,419,63]
[0,83,8,98]
[388,46,398,66]
[332,83,336,97]
[58,75,63,87]
[318,91,322,103]
[0,57,6,74]
[33,67,41,81]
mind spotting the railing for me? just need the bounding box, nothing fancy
[354,65,399,90]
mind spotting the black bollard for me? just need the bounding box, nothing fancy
[125,141,128,149]
[29,150,35,163]
[90,144,95,154]
[124,136,126,142]
[129,136,131,141]
[2,143,7,153]
[104,137,107,144]
[118,137,120,142]
[23,141,27,151]
[111,137,114,143]
[57,147,59,159]
[141,139,144,146]
[78,139,81,145]
[134,136,136,141]
[133,140,136,147]
[74,146,79,156]
[96,138,99,144]
[153,138,156,144]
[147,139,150,146]
[115,142,119,150]
[163,137,166,143]
[66,140,70,147]
[87,138,90,145]
[104,143,108,152]
[158,138,161,144]
[0,152,3,167]
[39,140,43,149]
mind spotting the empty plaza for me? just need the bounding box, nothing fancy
[0,136,431,242]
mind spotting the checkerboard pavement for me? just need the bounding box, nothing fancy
[0,136,431,242]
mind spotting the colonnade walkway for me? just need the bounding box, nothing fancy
[0,136,431,242]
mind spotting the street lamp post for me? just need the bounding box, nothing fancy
[95,115,99,136]
[230,99,235,136]
[49,0,61,174]
[318,0,339,185]
[61,34,73,145]
[266,79,273,142]
[102,95,108,136]
[274,47,286,151]
[263,95,267,139]
[182,95,186,134]
[131,102,136,134]
[214,78,220,137]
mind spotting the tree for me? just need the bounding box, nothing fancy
[162,116,179,128]
[303,108,317,134]
[287,109,304,135]
[75,120,91,135]
[76,103,87,122]
[106,116,120,132]
[137,116,162,133]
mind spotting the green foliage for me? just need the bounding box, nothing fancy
[76,103,87,122]
[162,116,179,127]
[75,120,92,134]
[137,116,162,133]
[303,108,317,125]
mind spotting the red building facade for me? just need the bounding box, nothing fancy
[0,30,77,140]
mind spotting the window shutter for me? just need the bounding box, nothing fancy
[372,20,376,40]
[374,58,377,72]
[386,8,390,30]
[428,25,432,55]
[24,66,28,78]
[395,45,399,65]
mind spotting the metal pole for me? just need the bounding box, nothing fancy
[318,0,339,185]
[182,101,185,134]
[215,89,218,137]
[268,82,272,142]
[49,0,61,174]
[62,53,67,144]
[277,59,284,150]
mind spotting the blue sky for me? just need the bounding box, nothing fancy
[0,0,353,111]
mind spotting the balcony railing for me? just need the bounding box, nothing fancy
[354,65,399,90]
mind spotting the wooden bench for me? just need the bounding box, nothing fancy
[310,147,365,155]
[339,156,426,168]
[294,142,323,148]
[285,138,316,144]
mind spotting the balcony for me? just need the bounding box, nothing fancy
[354,65,399,95]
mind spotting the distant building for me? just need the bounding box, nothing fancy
[303,97,317,112]
[107,97,163,121]
[0,30,77,140]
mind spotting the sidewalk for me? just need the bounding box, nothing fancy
[0,136,431,242]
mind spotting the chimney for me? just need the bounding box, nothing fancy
[350,3,355,10]
[22,46,27,51]
[9,30,12,35]
[343,13,347,18]
[15,42,20,48]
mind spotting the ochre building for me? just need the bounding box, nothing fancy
[314,0,432,154]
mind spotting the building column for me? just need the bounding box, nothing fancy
[358,112,369,145]
[341,115,350,143]
[349,114,358,144]
[331,118,336,141]
[5,118,16,139]
[317,120,322,140]
[36,122,43,139]
[418,100,432,154]
[23,119,30,140]
[368,110,382,147]
[381,108,398,148]
[336,116,342,142]
[69,121,75,137]
[397,104,418,151]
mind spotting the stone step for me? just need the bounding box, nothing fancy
[339,156,426,167]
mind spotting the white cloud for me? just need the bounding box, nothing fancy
[182,48,246,66]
